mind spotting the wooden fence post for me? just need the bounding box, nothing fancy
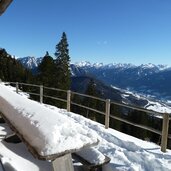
[161,113,169,152]
[40,85,43,104]
[16,82,19,94]
[67,90,71,112]
[105,99,110,129]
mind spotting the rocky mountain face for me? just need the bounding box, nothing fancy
[18,56,42,73]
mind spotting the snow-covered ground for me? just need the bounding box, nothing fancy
[113,85,171,114]
[0,83,171,171]
[145,100,171,114]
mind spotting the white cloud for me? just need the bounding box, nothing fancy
[97,40,108,45]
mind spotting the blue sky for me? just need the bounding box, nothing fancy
[0,0,171,65]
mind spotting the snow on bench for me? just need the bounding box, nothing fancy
[0,84,99,162]
[73,147,110,170]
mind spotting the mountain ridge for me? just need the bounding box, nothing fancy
[18,56,170,71]
[17,56,171,103]
[74,61,170,71]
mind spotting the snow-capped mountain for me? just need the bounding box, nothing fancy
[18,56,42,70]
[71,61,170,82]
[17,57,171,102]
[74,61,169,71]
[71,61,171,101]
[17,56,170,74]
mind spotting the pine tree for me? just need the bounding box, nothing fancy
[0,48,30,82]
[83,79,100,121]
[54,32,71,90]
[85,79,98,96]
[38,51,55,86]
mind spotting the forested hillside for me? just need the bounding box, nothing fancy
[0,48,33,82]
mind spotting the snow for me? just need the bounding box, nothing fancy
[0,141,52,171]
[17,56,42,69]
[0,84,98,158]
[74,61,170,71]
[0,83,171,171]
[113,86,171,114]
[60,109,171,171]
[75,147,106,165]
[0,123,13,137]
[75,61,92,67]
[18,56,171,72]
[74,61,137,69]
[145,100,171,114]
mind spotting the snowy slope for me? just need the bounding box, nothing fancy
[0,84,171,171]
[117,86,171,113]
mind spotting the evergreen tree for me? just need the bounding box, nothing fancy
[0,48,31,82]
[36,52,58,105]
[86,79,97,95]
[83,79,103,121]
[38,51,55,86]
[54,32,71,90]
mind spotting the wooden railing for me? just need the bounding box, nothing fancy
[4,82,171,152]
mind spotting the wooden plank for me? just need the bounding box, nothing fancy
[111,101,164,116]
[105,99,110,129]
[71,102,105,115]
[72,91,106,102]
[110,115,162,136]
[0,0,13,15]
[52,153,74,171]
[161,113,169,152]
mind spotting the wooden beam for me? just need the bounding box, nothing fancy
[0,0,13,16]
[161,113,169,152]
[52,154,74,171]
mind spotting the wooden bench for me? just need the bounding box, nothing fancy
[0,111,99,171]
[2,122,111,171]
[0,84,100,171]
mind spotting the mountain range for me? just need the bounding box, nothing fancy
[17,56,171,109]
[71,61,171,102]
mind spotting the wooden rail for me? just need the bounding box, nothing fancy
[4,82,171,152]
